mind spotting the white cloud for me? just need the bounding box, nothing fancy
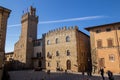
[8,16,106,27]
[8,24,21,28]
[38,16,106,24]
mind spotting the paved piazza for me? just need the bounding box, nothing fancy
[9,70,120,80]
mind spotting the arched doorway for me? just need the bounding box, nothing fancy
[66,60,71,70]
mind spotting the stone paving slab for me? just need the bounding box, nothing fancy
[8,70,120,80]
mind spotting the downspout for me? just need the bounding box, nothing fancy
[75,29,79,72]
[114,25,120,69]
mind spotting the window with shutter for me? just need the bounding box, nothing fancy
[97,40,102,48]
[107,39,113,47]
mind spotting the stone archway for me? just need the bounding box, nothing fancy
[66,60,71,70]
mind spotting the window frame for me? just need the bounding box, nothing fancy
[47,40,50,45]
[66,36,70,42]
[96,29,101,33]
[107,39,113,47]
[56,38,59,44]
[56,51,59,56]
[48,62,50,67]
[37,52,41,58]
[67,50,70,56]
[109,54,115,62]
[97,40,102,48]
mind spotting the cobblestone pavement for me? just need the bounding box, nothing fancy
[8,70,120,80]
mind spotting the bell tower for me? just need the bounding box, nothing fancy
[0,6,11,80]
[21,6,38,40]
[14,6,38,69]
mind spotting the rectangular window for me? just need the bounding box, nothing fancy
[97,40,102,48]
[96,30,101,33]
[107,39,113,47]
[109,54,115,61]
[106,28,111,32]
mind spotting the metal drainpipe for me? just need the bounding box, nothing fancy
[114,25,120,68]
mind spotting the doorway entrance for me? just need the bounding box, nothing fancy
[66,60,71,70]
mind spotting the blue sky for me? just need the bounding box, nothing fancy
[0,0,120,52]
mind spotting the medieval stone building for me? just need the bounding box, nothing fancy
[0,6,11,80]
[11,6,91,72]
[43,26,91,72]
[85,22,120,73]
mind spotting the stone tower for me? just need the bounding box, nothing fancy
[0,6,11,80]
[14,6,38,69]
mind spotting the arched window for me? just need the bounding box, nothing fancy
[47,52,50,57]
[56,38,59,44]
[66,60,71,70]
[47,52,52,58]
[57,62,60,67]
[48,62,50,67]
[47,40,50,45]
[66,36,70,42]
[56,51,59,56]
[67,50,70,56]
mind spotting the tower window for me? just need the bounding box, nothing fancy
[47,40,50,45]
[66,36,70,42]
[56,38,59,44]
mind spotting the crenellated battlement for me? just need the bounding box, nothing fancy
[44,26,78,36]
[21,6,38,23]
